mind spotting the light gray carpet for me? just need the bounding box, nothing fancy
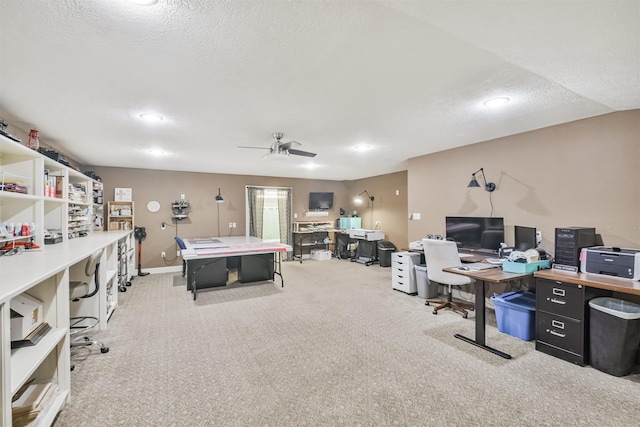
[54,259,640,426]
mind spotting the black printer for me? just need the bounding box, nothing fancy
[580,246,640,280]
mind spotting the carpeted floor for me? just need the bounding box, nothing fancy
[53,259,640,426]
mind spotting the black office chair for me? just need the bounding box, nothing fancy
[69,249,109,364]
[175,236,187,277]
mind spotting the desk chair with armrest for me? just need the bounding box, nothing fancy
[69,249,109,365]
[423,239,475,318]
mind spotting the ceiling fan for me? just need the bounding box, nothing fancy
[238,132,317,160]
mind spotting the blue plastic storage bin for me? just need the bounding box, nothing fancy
[491,291,536,341]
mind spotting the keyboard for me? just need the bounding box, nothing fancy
[485,258,504,265]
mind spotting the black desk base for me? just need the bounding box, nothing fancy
[454,278,512,359]
[188,252,284,300]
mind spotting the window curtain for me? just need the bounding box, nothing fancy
[277,187,293,260]
[247,186,265,238]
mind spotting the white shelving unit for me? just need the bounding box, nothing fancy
[0,133,132,426]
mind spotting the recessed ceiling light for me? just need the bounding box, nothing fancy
[127,0,159,5]
[354,144,372,151]
[146,148,170,156]
[483,97,510,107]
[139,113,163,122]
[302,162,319,170]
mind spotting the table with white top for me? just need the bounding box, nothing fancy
[181,236,292,300]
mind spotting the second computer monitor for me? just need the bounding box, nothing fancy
[514,225,537,251]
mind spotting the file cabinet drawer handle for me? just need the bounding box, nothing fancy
[550,298,566,305]
[552,320,565,329]
[552,288,565,296]
[549,330,566,338]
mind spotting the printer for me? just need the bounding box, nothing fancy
[580,246,640,281]
[348,229,384,241]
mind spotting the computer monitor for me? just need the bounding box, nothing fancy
[514,225,537,251]
[445,216,505,252]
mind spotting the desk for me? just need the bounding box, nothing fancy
[181,236,292,300]
[444,267,532,359]
[533,269,640,365]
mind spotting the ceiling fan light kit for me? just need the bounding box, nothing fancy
[238,132,317,159]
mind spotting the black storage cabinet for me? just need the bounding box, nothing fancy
[377,241,396,267]
[589,297,640,377]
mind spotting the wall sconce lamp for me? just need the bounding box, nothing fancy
[215,188,224,203]
[468,168,496,192]
[354,190,374,204]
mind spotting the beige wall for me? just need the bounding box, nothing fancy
[407,110,640,252]
[91,167,408,268]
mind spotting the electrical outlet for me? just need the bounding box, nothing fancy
[161,222,166,230]
[232,222,236,228]
[177,250,181,257]
[229,222,233,228]
[536,231,542,246]
[375,220,380,226]
[161,251,166,258]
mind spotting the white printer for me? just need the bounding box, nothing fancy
[348,229,384,241]
[580,246,640,281]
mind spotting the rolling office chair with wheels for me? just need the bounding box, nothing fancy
[423,239,475,318]
[69,249,109,362]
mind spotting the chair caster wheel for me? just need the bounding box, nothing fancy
[101,347,109,353]
[463,313,468,319]
[70,365,75,371]
[119,286,127,292]
[126,281,132,286]
[433,310,438,315]
[83,336,91,341]
[425,302,430,306]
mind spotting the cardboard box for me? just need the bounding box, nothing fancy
[311,249,332,261]
[10,293,43,341]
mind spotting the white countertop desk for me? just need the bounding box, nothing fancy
[181,236,292,300]
[0,231,132,427]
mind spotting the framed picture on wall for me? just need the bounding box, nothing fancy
[115,187,132,201]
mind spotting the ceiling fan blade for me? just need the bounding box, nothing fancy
[288,148,317,158]
[279,140,301,150]
[237,145,270,150]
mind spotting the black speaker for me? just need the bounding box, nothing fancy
[554,227,595,267]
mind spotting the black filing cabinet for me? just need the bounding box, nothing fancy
[535,278,609,365]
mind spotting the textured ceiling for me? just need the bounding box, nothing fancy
[1,0,638,180]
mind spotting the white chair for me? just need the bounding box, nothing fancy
[69,249,109,360]
[422,239,475,318]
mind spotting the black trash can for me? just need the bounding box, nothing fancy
[377,241,396,267]
[589,297,640,376]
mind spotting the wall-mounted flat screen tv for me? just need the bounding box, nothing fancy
[445,216,505,252]
[309,192,334,210]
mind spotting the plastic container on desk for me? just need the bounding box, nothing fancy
[502,260,551,274]
[491,291,536,341]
